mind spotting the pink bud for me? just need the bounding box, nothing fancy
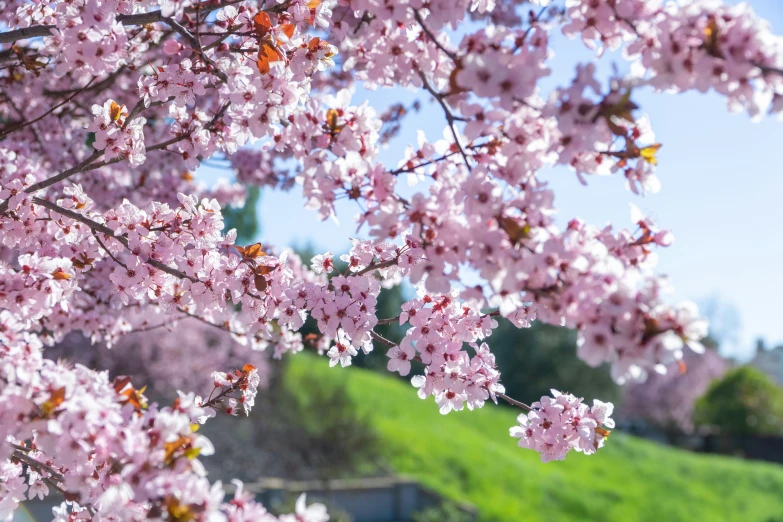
[163,39,183,56]
[654,230,674,247]
[567,218,584,231]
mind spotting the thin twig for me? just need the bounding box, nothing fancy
[0,150,103,214]
[162,16,228,83]
[12,447,97,515]
[417,69,472,169]
[369,330,396,347]
[93,231,128,269]
[0,1,242,44]
[0,78,95,139]
[178,307,235,333]
[521,6,549,43]
[0,100,229,212]
[32,197,198,282]
[11,450,65,482]
[497,392,532,411]
[412,9,457,61]
[354,257,401,277]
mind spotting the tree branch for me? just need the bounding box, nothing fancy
[416,69,472,169]
[496,392,531,411]
[0,1,239,44]
[369,330,397,347]
[412,9,457,61]
[0,78,95,139]
[12,448,97,515]
[0,150,104,214]
[0,100,229,214]
[11,450,64,483]
[353,257,401,277]
[32,197,198,282]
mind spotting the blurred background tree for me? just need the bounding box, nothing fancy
[619,338,729,438]
[695,366,783,436]
[223,185,261,244]
[489,320,621,406]
[202,358,380,483]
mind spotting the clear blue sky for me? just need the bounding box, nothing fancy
[203,1,783,360]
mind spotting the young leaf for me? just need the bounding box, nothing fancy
[253,12,272,38]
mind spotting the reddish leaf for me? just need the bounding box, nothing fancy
[109,100,123,122]
[326,108,340,132]
[41,387,66,417]
[253,264,276,292]
[279,23,295,40]
[253,12,272,38]
[254,272,268,292]
[235,242,266,259]
[256,41,283,75]
[113,375,132,394]
[51,268,72,280]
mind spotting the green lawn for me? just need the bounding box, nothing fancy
[286,354,783,522]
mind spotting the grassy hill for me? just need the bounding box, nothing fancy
[285,354,783,522]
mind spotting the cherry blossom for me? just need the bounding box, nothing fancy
[510,390,615,462]
[2,0,782,518]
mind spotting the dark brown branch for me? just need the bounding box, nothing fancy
[178,307,235,333]
[0,1,240,44]
[497,392,531,411]
[11,450,65,483]
[127,321,172,334]
[161,16,228,83]
[417,69,472,169]
[354,257,401,277]
[0,100,229,213]
[369,330,396,347]
[0,151,103,214]
[412,9,457,61]
[93,231,129,269]
[0,25,56,44]
[11,447,97,515]
[754,62,783,77]
[32,197,198,282]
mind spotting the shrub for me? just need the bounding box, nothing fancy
[694,366,783,436]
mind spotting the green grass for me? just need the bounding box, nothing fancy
[286,354,783,522]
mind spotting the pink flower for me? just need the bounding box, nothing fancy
[327,342,358,368]
[386,343,415,376]
[310,251,334,274]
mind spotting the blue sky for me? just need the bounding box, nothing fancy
[205,1,783,360]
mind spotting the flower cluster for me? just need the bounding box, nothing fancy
[510,390,615,462]
[386,293,505,414]
[138,58,207,108]
[88,100,147,166]
[554,0,783,118]
[0,318,326,520]
[211,364,262,416]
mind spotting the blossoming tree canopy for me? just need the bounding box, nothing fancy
[0,0,780,518]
